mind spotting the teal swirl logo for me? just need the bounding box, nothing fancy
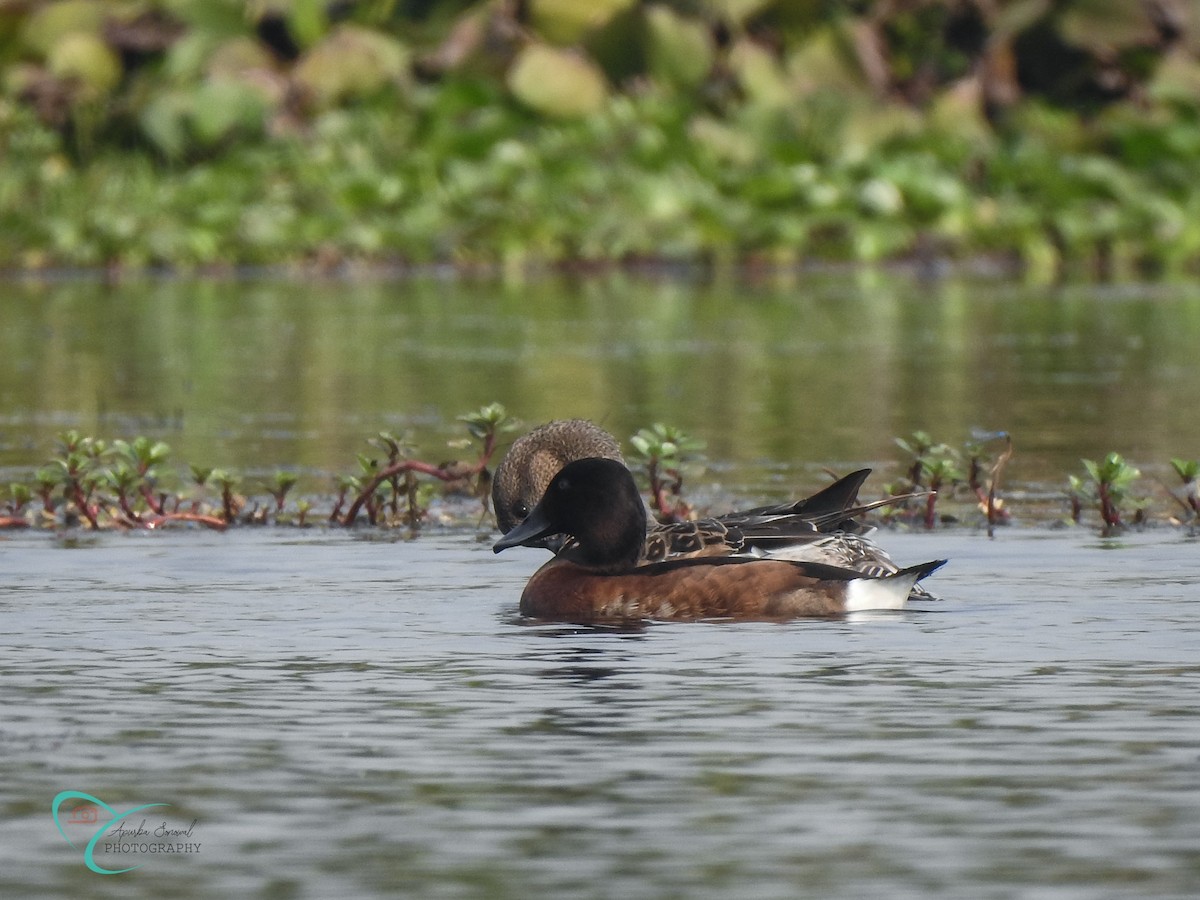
[52,791,177,875]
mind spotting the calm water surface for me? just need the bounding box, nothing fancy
[3,273,1200,492]
[2,527,1198,899]
[3,274,1199,896]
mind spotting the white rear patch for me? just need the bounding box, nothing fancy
[843,572,918,611]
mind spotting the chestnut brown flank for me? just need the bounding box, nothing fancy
[521,557,848,621]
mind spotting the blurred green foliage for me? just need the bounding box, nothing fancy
[1,0,1198,273]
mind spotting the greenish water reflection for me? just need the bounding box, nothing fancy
[2,274,1198,494]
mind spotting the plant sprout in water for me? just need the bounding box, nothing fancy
[1074,452,1146,535]
[629,423,705,523]
[893,431,964,529]
[0,412,1196,538]
[1169,458,1200,520]
[341,403,519,526]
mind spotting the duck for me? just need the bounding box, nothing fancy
[492,418,924,585]
[493,458,946,622]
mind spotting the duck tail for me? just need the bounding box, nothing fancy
[815,490,932,530]
[844,559,947,612]
[734,469,871,523]
[901,559,948,581]
[790,468,872,517]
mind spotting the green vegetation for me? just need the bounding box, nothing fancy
[881,430,1009,532]
[1070,451,1147,534]
[628,422,706,521]
[888,430,969,529]
[1169,457,1200,519]
[0,404,518,531]
[338,401,516,527]
[2,1,1199,274]
[0,412,1193,537]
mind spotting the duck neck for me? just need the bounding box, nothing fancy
[568,513,645,572]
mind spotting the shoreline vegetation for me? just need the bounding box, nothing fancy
[2,404,1197,539]
[2,1,1199,278]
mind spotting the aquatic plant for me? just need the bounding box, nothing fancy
[33,465,61,516]
[964,432,1014,536]
[1077,452,1146,534]
[8,430,217,530]
[1,417,1196,538]
[895,431,941,489]
[98,459,143,522]
[1066,474,1088,526]
[921,454,964,529]
[891,431,960,528]
[887,431,1015,530]
[107,436,171,515]
[329,474,355,525]
[0,483,32,528]
[45,430,105,528]
[266,471,299,513]
[348,451,387,526]
[1168,458,1200,520]
[340,403,518,526]
[209,469,242,525]
[628,423,705,523]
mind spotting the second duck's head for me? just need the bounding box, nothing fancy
[492,419,623,536]
[493,457,647,570]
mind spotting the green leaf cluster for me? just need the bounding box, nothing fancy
[0,1,1197,271]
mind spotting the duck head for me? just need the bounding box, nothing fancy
[492,419,623,537]
[493,457,646,570]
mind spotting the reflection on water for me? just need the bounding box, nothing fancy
[1,529,1199,898]
[3,275,1199,494]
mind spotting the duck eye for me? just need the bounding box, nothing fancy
[511,502,528,520]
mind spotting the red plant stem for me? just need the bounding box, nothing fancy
[1098,483,1119,528]
[652,486,673,520]
[645,460,672,522]
[342,458,481,526]
[152,511,226,532]
[140,484,164,515]
[388,475,400,518]
[0,516,29,529]
[70,482,100,529]
[924,490,938,529]
[340,427,501,527]
[665,467,692,521]
[117,491,142,523]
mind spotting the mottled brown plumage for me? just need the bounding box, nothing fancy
[492,419,622,535]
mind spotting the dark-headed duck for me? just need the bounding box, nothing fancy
[494,458,945,622]
[492,418,927,588]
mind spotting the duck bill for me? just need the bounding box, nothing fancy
[493,505,561,553]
